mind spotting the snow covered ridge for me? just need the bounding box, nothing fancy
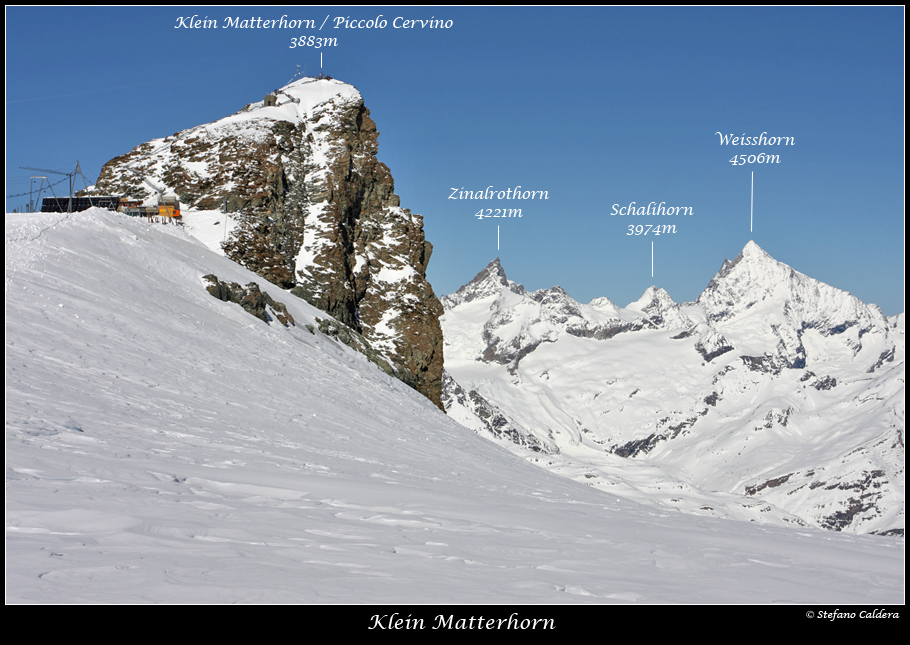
[90,78,361,210]
[5,210,903,602]
[441,243,904,536]
[87,77,444,408]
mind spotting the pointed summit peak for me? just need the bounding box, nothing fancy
[625,286,687,328]
[469,258,508,288]
[640,285,665,299]
[626,286,661,311]
[646,286,679,307]
[740,240,774,261]
[442,258,525,309]
[715,240,776,280]
[743,239,765,255]
[699,241,789,312]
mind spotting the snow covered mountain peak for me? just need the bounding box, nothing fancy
[589,295,619,309]
[440,257,525,309]
[276,76,359,103]
[708,239,783,285]
[742,238,770,258]
[217,76,361,131]
[89,76,363,211]
[697,241,891,361]
[88,75,445,408]
[626,285,674,313]
[469,257,510,290]
[625,285,688,329]
[716,239,780,279]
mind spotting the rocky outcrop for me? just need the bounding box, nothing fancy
[202,275,294,326]
[441,371,552,453]
[288,91,443,408]
[90,78,444,408]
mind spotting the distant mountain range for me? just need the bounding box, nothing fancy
[441,242,904,535]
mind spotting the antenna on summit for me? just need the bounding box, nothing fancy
[289,64,306,84]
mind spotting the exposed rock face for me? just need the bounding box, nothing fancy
[441,371,550,453]
[89,78,444,408]
[202,275,294,327]
[440,257,525,308]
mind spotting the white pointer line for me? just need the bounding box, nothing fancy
[497,225,500,251]
[751,171,754,233]
[651,241,654,277]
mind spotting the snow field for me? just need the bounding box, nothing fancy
[5,210,903,603]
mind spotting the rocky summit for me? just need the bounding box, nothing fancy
[89,77,444,408]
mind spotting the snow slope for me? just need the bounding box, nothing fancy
[5,210,904,603]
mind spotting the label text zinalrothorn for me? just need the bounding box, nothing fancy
[450,186,548,200]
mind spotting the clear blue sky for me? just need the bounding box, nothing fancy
[6,6,905,315]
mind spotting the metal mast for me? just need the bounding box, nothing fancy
[19,162,92,213]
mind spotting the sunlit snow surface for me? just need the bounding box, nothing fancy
[5,210,903,603]
[441,255,904,534]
